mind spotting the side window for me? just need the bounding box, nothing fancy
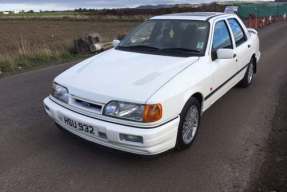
[212,21,233,51]
[228,18,247,47]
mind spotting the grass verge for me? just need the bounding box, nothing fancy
[0,50,89,77]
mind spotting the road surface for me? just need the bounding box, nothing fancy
[1,22,287,192]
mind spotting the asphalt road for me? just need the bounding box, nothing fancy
[1,22,287,192]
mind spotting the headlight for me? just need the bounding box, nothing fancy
[103,101,162,123]
[52,83,69,104]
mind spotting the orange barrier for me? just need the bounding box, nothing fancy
[244,14,287,29]
[246,15,258,29]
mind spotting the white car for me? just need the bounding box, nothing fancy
[44,12,260,155]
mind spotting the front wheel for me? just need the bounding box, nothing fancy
[176,97,201,150]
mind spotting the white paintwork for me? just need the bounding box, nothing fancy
[217,48,235,59]
[151,12,223,21]
[55,49,199,105]
[44,98,179,155]
[44,12,260,155]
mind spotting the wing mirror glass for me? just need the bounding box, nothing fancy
[112,40,120,48]
[216,48,236,59]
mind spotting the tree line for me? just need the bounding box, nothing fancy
[75,3,225,16]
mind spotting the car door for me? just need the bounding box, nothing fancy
[227,18,252,71]
[207,20,237,103]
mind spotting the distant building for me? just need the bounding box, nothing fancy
[13,10,20,14]
[3,11,10,15]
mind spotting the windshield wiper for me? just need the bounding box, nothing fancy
[118,45,159,51]
[160,48,201,53]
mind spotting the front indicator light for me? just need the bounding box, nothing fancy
[143,104,163,123]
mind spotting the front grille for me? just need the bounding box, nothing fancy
[70,96,103,114]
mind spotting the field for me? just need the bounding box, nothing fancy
[0,19,140,74]
[0,3,225,75]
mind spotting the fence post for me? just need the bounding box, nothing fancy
[269,16,272,24]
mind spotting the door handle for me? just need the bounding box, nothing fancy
[248,44,251,48]
[233,53,238,62]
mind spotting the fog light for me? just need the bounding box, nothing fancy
[119,134,143,143]
[98,132,107,139]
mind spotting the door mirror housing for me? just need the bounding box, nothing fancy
[112,40,120,48]
[216,48,235,59]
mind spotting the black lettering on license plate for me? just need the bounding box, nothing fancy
[63,117,95,135]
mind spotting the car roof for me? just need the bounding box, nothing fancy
[151,12,226,21]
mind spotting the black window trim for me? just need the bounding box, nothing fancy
[206,13,225,21]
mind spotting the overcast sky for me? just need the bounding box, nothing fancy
[0,0,273,11]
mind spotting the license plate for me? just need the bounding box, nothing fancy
[62,116,96,135]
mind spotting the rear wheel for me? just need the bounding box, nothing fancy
[176,97,201,150]
[239,60,255,88]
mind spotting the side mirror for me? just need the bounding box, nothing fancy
[112,40,120,48]
[216,48,235,59]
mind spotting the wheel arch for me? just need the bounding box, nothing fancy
[176,92,202,150]
[183,92,204,114]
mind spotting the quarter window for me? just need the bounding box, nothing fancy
[228,18,247,46]
[212,21,233,50]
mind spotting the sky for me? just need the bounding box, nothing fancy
[0,0,273,11]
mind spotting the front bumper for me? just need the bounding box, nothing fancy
[43,97,179,155]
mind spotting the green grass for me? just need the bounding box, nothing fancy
[0,11,80,17]
[0,12,146,22]
[0,50,88,75]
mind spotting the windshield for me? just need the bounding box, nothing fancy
[117,19,210,57]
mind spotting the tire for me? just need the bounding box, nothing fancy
[238,60,255,88]
[176,97,201,150]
